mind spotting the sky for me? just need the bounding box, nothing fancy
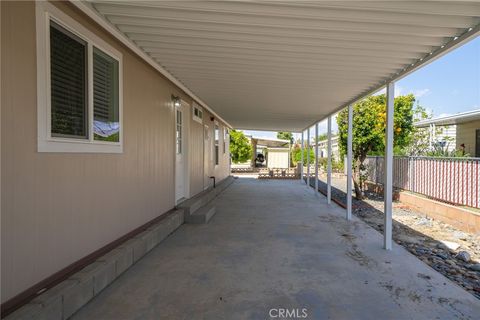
[243,36,480,140]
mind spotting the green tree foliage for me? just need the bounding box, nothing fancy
[291,143,315,165]
[315,133,328,142]
[401,104,469,158]
[337,94,415,199]
[229,130,253,164]
[277,131,294,144]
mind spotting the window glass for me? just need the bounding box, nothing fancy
[215,124,219,165]
[93,47,120,142]
[50,21,87,138]
[176,110,182,154]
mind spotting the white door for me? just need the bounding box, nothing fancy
[204,124,211,190]
[175,105,186,203]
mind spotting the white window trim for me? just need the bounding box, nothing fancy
[36,1,123,153]
[214,121,220,167]
[192,102,203,124]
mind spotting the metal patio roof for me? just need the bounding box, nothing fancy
[414,109,480,127]
[83,1,480,132]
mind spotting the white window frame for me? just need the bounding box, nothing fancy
[192,102,203,124]
[223,127,228,154]
[36,1,123,153]
[214,121,220,166]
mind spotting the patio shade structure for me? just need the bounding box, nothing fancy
[75,1,480,249]
[78,1,479,132]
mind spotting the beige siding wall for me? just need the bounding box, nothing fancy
[189,111,205,196]
[1,1,230,303]
[456,120,480,156]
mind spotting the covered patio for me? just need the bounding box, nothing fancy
[71,178,480,319]
[2,1,480,319]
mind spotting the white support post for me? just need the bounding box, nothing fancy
[315,123,319,192]
[384,82,395,250]
[327,116,332,204]
[300,131,304,181]
[346,105,353,220]
[306,128,310,186]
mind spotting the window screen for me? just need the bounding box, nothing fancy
[50,21,87,138]
[93,47,120,142]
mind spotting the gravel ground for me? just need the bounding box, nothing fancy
[309,172,480,299]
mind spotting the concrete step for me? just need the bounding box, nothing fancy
[185,204,216,224]
[178,176,234,216]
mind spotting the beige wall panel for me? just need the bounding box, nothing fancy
[189,113,205,196]
[0,0,211,302]
[456,120,480,156]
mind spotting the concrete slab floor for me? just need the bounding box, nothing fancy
[72,178,480,320]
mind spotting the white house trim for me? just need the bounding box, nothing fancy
[36,1,123,153]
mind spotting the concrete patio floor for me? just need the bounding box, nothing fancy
[72,178,480,320]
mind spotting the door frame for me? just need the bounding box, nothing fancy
[174,100,190,204]
[203,124,211,190]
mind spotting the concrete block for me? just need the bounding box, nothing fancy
[32,279,78,320]
[98,247,133,277]
[142,228,159,252]
[177,209,185,225]
[63,277,94,319]
[34,301,63,320]
[186,205,216,224]
[75,261,116,295]
[130,236,148,262]
[149,222,169,245]
[4,303,43,320]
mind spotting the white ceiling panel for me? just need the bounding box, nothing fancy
[87,0,480,131]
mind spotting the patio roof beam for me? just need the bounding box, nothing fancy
[95,3,469,34]
[110,16,448,46]
[300,22,480,133]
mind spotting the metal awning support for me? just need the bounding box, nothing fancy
[307,128,311,186]
[384,82,395,250]
[315,122,319,192]
[300,131,304,181]
[327,116,332,204]
[346,104,353,220]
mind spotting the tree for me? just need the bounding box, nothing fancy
[401,104,469,158]
[291,143,315,165]
[229,130,253,164]
[337,94,415,199]
[315,133,328,142]
[399,103,432,156]
[277,131,294,144]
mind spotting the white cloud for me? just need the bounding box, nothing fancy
[437,113,452,118]
[413,88,431,98]
[395,86,404,97]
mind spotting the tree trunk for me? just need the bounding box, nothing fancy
[353,162,363,200]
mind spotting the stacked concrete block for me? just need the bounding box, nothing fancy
[5,209,185,320]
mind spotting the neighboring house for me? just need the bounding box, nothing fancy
[2,1,231,307]
[247,136,290,168]
[414,109,480,157]
[313,135,340,161]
